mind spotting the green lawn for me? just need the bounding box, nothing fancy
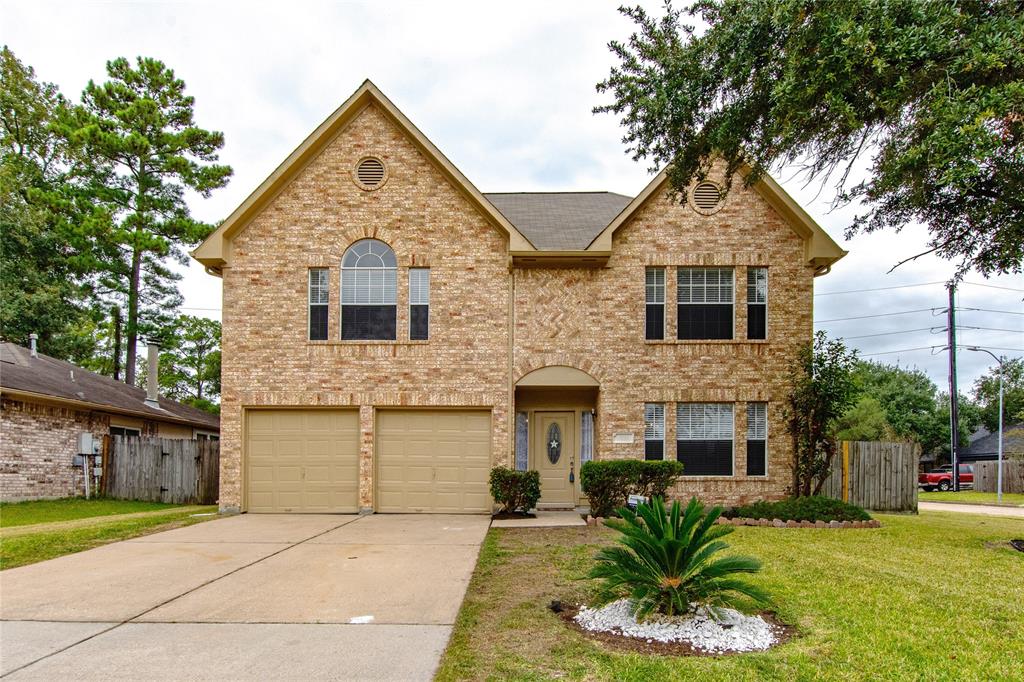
[0,497,185,527]
[437,512,1024,681]
[920,490,1024,507]
[0,503,217,570]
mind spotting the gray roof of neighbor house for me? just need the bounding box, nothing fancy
[0,343,219,430]
[484,192,633,250]
[960,423,1024,460]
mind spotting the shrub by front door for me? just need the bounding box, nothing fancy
[533,411,576,507]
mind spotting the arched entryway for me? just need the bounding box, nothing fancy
[514,366,599,509]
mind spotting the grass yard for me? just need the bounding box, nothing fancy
[0,497,185,527]
[920,490,1024,507]
[437,511,1024,681]
[0,501,217,570]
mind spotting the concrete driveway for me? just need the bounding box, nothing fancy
[0,513,490,681]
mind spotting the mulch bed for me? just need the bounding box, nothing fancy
[491,511,537,520]
[555,603,795,657]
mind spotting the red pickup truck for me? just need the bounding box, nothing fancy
[919,464,974,491]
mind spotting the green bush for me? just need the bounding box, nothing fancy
[728,496,871,522]
[488,468,541,514]
[580,460,684,517]
[589,497,768,620]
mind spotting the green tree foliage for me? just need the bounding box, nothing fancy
[833,395,895,442]
[785,332,859,496]
[973,357,1024,432]
[589,497,767,620]
[934,392,982,462]
[67,57,231,384]
[597,1,1024,277]
[136,315,221,413]
[0,46,105,361]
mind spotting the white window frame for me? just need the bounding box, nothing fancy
[409,267,430,340]
[676,267,735,339]
[644,403,665,460]
[746,402,768,477]
[675,402,735,476]
[308,268,330,341]
[340,239,398,340]
[746,267,768,340]
[645,267,666,340]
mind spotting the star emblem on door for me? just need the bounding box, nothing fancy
[547,423,562,464]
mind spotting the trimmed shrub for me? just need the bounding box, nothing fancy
[636,460,686,499]
[489,468,541,514]
[580,460,684,517]
[728,496,871,523]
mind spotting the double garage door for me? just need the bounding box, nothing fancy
[246,408,490,513]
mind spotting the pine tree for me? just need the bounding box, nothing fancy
[68,57,231,384]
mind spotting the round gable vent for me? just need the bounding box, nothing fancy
[690,181,723,214]
[354,157,387,190]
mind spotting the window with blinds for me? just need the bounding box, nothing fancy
[747,268,767,340]
[309,268,329,340]
[746,402,767,476]
[677,267,734,340]
[644,403,665,460]
[645,268,665,340]
[676,403,734,475]
[409,268,430,340]
[340,239,397,340]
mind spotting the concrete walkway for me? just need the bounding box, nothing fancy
[0,513,490,680]
[919,501,1024,518]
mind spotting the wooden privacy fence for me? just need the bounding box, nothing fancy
[103,436,219,504]
[973,460,1024,494]
[822,441,919,512]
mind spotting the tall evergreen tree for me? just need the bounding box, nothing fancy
[68,57,231,384]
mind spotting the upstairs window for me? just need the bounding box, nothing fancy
[645,268,665,340]
[746,402,767,476]
[677,268,734,340]
[676,403,734,476]
[309,268,329,341]
[644,403,665,460]
[747,268,767,340]
[341,239,397,340]
[409,268,430,340]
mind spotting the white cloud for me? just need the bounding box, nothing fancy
[4,0,1020,392]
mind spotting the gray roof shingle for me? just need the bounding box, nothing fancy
[0,342,219,430]
[484,192,632,250]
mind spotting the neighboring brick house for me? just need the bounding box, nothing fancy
[0,343,220,501]
[192,81,845,514]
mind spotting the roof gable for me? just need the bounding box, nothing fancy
[192,81,534,272]
[586,167,847,271]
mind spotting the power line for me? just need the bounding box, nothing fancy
[959,307,1024,316]
[859,345,944,357]
[814,308,937,324]
[814,281,944,297]
[838,327,942,340]
[962,281,1024,293]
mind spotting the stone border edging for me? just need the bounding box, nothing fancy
[716,517,881,528]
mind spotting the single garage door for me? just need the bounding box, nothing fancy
[376,409,492,513]
[246,409,359,513]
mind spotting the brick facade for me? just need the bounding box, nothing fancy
[0,398,107,500]
[213,100,822,512]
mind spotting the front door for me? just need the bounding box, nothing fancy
[534,411,576,508]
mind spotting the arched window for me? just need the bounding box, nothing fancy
[341,239,397,340]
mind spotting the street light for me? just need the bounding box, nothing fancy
[966,347,1004,504]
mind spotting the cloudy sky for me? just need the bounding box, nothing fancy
[4,0,1021,393]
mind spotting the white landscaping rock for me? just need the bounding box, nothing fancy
[574,599,780,654]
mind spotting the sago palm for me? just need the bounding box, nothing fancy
[588,496,768,620]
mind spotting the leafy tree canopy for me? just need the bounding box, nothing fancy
[135,315,221,413]
[973,357,1024,432]
[597,0,1024,277]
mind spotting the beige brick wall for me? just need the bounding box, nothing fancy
[512,185,812,506]
[0,398,106,501]
[218,103,815,511]
[218,103,511,511]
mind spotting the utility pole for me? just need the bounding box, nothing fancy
[946,284,960,492]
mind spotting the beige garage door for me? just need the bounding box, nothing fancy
[376,409,492,513]
[246,409,359,513]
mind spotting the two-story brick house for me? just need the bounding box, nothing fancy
[193,81,845,514]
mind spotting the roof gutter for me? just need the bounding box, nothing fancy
[0,387,219,430]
